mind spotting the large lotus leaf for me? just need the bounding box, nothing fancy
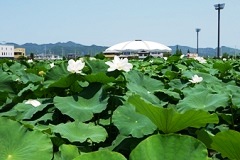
[0,117,53,160]
[85,59,108,73]
[196,129,214,149]
[129,134,209,160]
[17,83,39,96]
[126,70,164,92]
[213,61,232,73]
[44,62,82,88]
[59,144,80,160]
[14,99,50,120]
[226,85,240,107]
[211,130,240,160]
[181,84,207,96]
[126,70,164,104]
[73,150,127,160]
[45,62,69,80]
[182,70,222,84]
[0,71,14,93]
[168,79,188,90]
[9,62,27,76]
[51,121,108,143]
[20,72,43,84]
[0,92,10,107]
[112,103,157,138]
[85,72,115,84]
[45,73,82,88]
[128,95,218,133]
[176,90,229,112]
[157,88,181,100]
[54,89,108,122]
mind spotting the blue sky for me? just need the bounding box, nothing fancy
[0,0,239,49]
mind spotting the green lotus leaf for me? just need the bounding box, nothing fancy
[129,134,209,160]
[45,62,69,80]
[9,61,27,76]
[54,89,108,122]
[45,73,81,88]
[213,61,232,73]
[59,144,80,160]
[44,62,81,88]
[182,70,222,84]
[20,72,43,84]
[85,59,108,73]
[196,129,214,149]
[0,117,53,160]
[164,70,179,80]
[126,70,164,104]
[177,90,229,112]
[112,103,157,138]
[85,72,115,84]
[51,121,108,143]
[17,83,39,96]
[211,130,240,160]
[14,99,50,120]
[126,70,164,92]
[0,71,14,93]
[168,79,188,90]
[226,85,240,107]
[128,95,219,133]
[73,150,127,160]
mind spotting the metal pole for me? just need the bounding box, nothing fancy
[217,6,220,58]
[195,28,200,55]
[197,31,199,54]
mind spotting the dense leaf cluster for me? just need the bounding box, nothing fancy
[0,56,240,159]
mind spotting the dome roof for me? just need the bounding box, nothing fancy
[104,40,172,53]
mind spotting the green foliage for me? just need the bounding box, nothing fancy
[51,121,108,143]
[128,95,219,133]
[74,150,127,160]
[0,117,53,160]
[1,56,240,159]
[129,134,209,160]
[113,103,157,138]
[211,130,240,159]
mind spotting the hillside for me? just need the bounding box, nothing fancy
[8,41,108,57]
[4,42,240,57]
[170,45,240,57]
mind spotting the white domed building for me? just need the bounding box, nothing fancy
[103,40,172,59]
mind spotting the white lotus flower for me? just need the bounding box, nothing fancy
[163,57,168,60]
[67,59,85,74]
[50,63,55,68]
[180,55,184,59]
[194,56,206,63]
[105,56,133,72]
[25,99,41,107]
[27,59,33,63]
[222,58,227,61]
[189,75,203,83]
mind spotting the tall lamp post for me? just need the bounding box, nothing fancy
[196,28,201,54]
[214,3,225,58]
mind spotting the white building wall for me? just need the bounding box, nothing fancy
[0,45,14,58]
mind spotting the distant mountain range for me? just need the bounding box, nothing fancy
[3,41,240,57]
[170,45,240,57]
[7,41,108,57]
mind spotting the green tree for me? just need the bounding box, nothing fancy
[30,53,34,60]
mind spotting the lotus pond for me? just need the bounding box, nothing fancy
[0,55,240,160]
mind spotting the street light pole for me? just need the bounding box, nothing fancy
[214,3,225,58]
[196,28,201,55]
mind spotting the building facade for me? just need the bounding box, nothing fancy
[14,48,26,59]
[0,45,14,59]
